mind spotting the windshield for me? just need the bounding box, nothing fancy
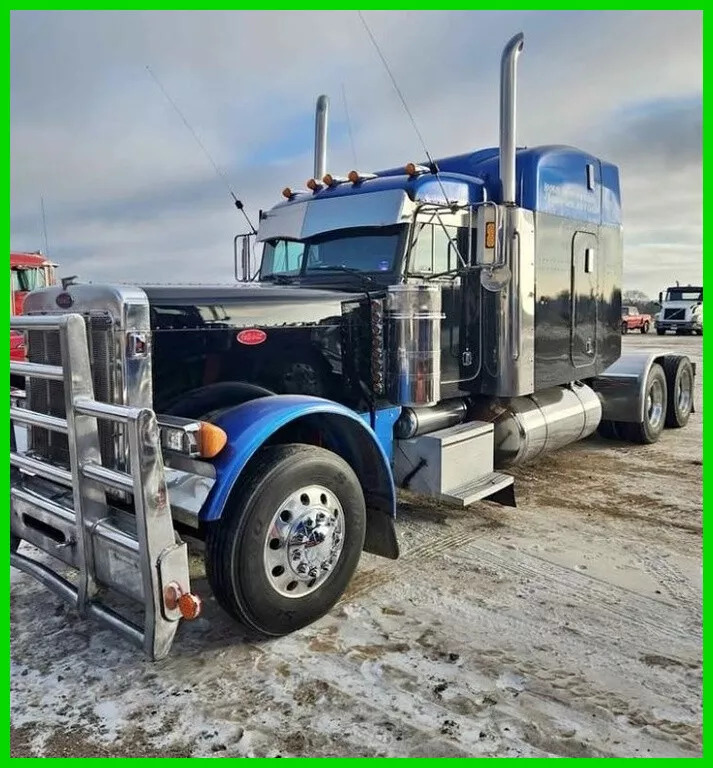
[12,267,48,292]
[665,287,702,302]
[260,226,405,280]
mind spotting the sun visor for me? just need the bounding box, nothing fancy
[257,189,414,242]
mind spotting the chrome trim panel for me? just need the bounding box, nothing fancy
[481,207,535,396]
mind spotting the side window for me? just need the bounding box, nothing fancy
[409,224,462,275]
[271,241,304,274]
[11,270,21,291]
[409,225,433,273]
[433,226,459,274]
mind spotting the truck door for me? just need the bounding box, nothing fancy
[571,231,598,367]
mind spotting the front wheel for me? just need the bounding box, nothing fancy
[206,444,366,636]
[621,322,628,334]
[641,321,650,334]
[656,328,666,336]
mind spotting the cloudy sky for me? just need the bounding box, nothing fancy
[10,10,701,298]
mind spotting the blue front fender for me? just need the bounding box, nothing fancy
[200,395,399,558]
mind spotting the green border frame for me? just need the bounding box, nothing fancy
[6,5,706,762]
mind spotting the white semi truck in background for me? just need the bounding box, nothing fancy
[655,284,703,336]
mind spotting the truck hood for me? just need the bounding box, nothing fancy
[142,283,367,329]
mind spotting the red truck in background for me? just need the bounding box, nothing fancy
[10,252,57,382]
[621,305,652,334]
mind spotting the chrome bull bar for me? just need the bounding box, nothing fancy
[10,313,200,660]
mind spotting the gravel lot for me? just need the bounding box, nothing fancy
[10,333,703,757]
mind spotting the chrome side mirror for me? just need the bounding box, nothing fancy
[233,234,255,282]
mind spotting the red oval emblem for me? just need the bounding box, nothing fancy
[236,329,267,345]
[56,292,74,309]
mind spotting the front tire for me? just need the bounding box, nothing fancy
[206,444,366,636]
[662,356,694,428]
[656,328,666,336]
[641,321,650,334]
[619,363,667,444]
[621,322,628,334]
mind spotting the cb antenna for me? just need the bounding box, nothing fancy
[145,65,257,234]
[341,83,358,168]
[357,11,450,205]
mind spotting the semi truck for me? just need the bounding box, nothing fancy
[654,284,703,335]
[10,33,696,660]
[10,250,56,361]
[10,251,57,387]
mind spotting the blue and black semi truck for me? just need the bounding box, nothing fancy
[10,34,695,658]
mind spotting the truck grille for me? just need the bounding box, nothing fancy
[27,313,123,471]
[663,308,685,320]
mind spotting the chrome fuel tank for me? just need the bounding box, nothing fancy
[470,381,602,468]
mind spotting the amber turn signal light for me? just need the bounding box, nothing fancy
[198,422,227,458]
[164,582,202,620]
[485,221,496,249]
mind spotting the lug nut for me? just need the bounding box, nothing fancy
[297,563,307,574]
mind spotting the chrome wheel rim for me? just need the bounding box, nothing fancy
[646,379,664,430]
[676,368,692,415]
[264,485,345,598]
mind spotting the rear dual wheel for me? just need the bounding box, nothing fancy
[618,363,667,444]
[600,359,694,444]
[206,444,366,636]
[662,356,694,428]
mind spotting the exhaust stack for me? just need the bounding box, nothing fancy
[499,33,524,205]
[314,94,329,180]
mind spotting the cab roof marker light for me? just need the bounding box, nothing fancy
[322,174,349,187]
[282,187,310,199]
[348,170,378,184]
[405,163,430,177]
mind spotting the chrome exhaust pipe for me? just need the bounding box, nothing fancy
[499,33,524,205]
[314,94,329,180]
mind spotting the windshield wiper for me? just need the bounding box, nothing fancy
[309,265,377,288]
